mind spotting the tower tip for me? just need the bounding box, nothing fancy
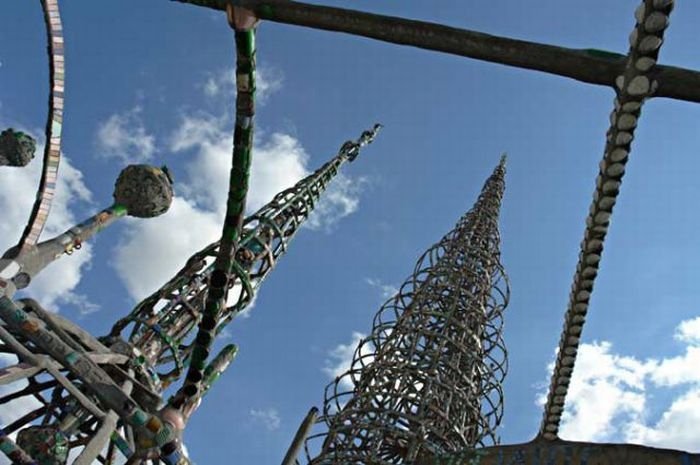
[499,153,507,166]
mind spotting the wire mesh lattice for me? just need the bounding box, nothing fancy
[306,159,509,465]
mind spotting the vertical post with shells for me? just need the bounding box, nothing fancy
[538,0,675,440]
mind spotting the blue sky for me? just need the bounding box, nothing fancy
[2,1,700,463]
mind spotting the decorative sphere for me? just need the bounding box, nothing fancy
[0,128,36,167]
[114,164,174,218]
[17,426,69,464]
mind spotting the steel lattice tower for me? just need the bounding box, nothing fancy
[108,124,383,396]
[305,157,509,465]
[0,124,381,465]
[0,2,382,462]
[6,0,700,464]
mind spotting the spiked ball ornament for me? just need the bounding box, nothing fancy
[0,128,37,167]
[114,164,174,218]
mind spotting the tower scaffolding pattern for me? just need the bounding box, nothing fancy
[3,0,700,463]
[0,125,379,465]
[108,124,383,392]
[306,158,509,464]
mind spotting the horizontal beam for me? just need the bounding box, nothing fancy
[172,0,700,104]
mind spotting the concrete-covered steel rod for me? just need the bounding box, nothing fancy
[0,297,186,465]
[18,0,67,251]
[281,407,318,465]
[173,21,258,414]
[171,0,700,104]
[539,0,675,440]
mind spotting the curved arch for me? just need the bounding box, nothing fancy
[17,0,65,252]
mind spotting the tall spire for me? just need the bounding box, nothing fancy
[305,158,509,464]
[0,127,380,465]
[108,124,382,391]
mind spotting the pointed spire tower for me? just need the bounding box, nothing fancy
[306,157,509,464]
[0,126,381,465]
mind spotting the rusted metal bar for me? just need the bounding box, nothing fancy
[171,0,700,104]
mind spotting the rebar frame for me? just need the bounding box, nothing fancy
[0,125,380,465]
[109,125,382,388]
[305,158,509,465]
[3,0,700,463]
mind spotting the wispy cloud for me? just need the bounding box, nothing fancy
[365,278,399,300]
[60,292,101,317]
[537,315,700,452]
[250,408,281,431]
[96,106,156,163]
[202,66,283,103]
[306,173,369,232]
[323,332,381,394]
[114,84,367,303]
[324,332,366,381]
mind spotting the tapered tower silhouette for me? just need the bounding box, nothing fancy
[305,157,509,465]
[109,124,383,396]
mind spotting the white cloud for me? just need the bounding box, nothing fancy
[626,388,700,452]
[306,172,368,232]
[324,332,366,381]
[203,66,283,103]
[113,113,309,301]
[545,342,650,442]
[539,317,700,452]
[59,292,101,317]
[0,131,98,459]
[170,114,309,215]
[96,106,156,163]
[110,64,366,320]
[675,316,700,345]
[115,110,366,304]
[113,197,221,300]
[249,408,281,431]
[0,144,96,312]
[365,278,399,300]
[649,347,700,387]
[323,332,380,394]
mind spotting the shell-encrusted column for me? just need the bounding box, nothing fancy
[17,0,66,252]
[539,0,675,440]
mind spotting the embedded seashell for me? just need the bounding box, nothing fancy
[635,56,656,72]
[639,35,663,54]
